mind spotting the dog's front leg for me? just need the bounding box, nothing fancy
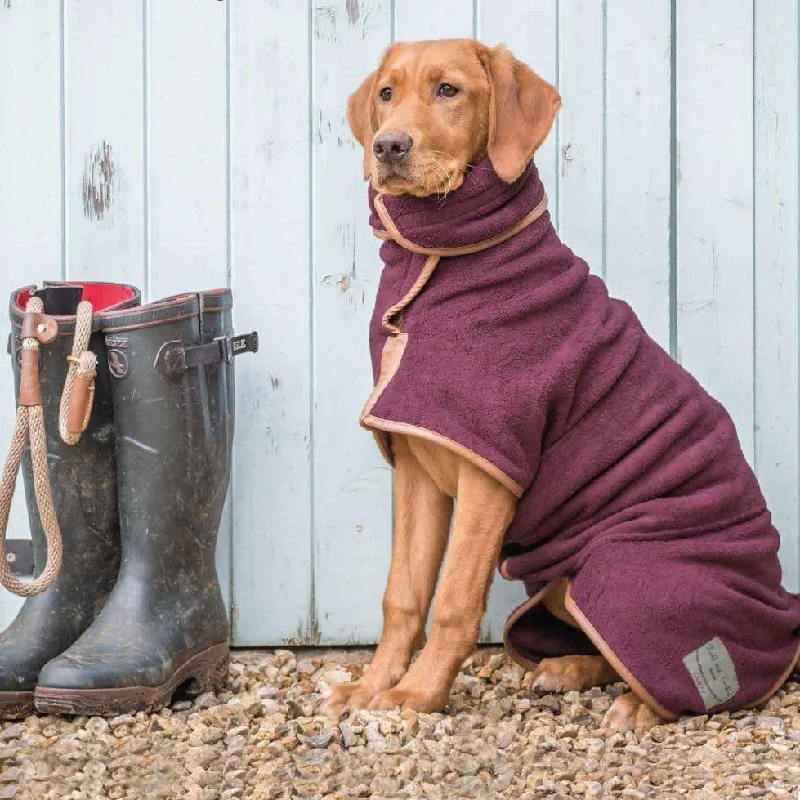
[369,459,516,713]
[323,435,453,715]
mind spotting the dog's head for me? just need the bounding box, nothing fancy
[348,40,561,197]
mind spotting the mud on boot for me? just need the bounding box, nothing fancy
[34,289,257,716]
[0,283,140,719]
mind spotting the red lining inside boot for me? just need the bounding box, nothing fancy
[16,283,137,313]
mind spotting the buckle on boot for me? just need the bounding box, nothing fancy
[155,331,259,380]
[220,332,259,362]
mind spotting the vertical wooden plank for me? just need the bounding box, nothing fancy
[676,0,755,463]
[229,0,313,645]
[147,0,227,299]
[146,0,231,608]
[478,0,559,641]
[63,0,145,287]
[0,0,63,630]
[394,0,472,41]
[754,2,799,590]
[313,0,392,644]
[557,0,605,270]
[479,0,559,227]
[604,0,671,350]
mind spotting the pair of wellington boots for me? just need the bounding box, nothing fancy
[0,282,257,718]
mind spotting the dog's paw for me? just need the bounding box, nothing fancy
[320,681,379,716]
[368,686,447,713]
[602,692,665,733]
[530,655,618,693]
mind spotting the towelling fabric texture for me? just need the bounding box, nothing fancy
[361,159,800,718]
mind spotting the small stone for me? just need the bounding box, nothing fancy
[191,746,220,767]
[305,729,335,748]
[0,768,18,784]
[538,695,561,712]
[0,725,22,742]
[85,717,108,736]
[201,726,225,745]
[339,722,359,748]
[195,692,221,709]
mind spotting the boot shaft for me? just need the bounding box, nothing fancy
[7,283,140,582]
[100,289,253,582]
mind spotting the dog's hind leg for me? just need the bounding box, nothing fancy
[530,655,619,692]
[322,435,453,715]
[603,691,665,732]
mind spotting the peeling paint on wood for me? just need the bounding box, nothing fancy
[283,616,322,647]
[345,0,360,25]
[314,4,336,41]
[82,142,116,221]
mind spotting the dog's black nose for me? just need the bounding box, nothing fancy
[373,132,413,164]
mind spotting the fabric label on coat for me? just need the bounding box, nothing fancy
[682,636,740,710]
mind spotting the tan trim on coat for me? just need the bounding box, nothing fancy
[743,640,800,710]
[362,415,524,498]
[563,584,679,721]
[381,256,439,335]
[361,334,408,424]
[501,581,558,671]
[373,193,549,258]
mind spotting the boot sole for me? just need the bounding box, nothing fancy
[33,642,229,717]
[0,691,34,720]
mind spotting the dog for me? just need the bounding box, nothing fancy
[323,39,800,732]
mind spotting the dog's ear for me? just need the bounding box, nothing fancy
[479,45,561,183]
[347,69,379,179]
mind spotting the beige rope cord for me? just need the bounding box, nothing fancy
[59,301,97,445]
[0,297,95,596]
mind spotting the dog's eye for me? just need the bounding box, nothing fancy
[379,87,393,102]
[437,83,459,98]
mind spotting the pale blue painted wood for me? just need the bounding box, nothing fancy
[394,0,473,41]
[311,0,394,645]
[753,1,799,592]
[147,0,228,300]
[229,0,314,645]
[146,0,232,609]
[605,0,671,350]
[0,0,63,631]
[63,1,145,287]
[676,1,755,464]
[557,0,605,271]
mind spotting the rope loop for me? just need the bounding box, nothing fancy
[0,296,94,596]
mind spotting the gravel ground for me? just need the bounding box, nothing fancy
[0,648,799,799]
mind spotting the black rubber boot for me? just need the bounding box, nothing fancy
[34,289,257,716]
[0,283,141,719]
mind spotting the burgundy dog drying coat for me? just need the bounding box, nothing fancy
[361,160,800,718]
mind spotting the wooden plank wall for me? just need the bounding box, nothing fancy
[0,0,797,643]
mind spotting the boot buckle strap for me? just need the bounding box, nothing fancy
[217,332,259,363]
[155,332,259,379]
